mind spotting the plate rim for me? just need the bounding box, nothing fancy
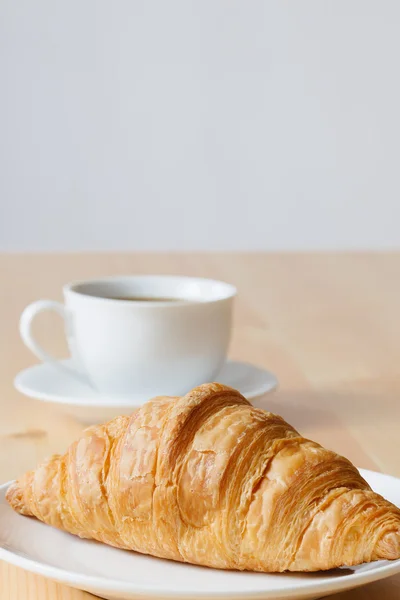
[0,469,400,598]
[14,359,279,407]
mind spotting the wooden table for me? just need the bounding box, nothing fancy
[1,253,400,599]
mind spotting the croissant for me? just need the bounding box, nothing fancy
[6,383,400,572]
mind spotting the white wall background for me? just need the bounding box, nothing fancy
[1,1,400,251]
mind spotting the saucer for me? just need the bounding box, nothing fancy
[14,359,278,424]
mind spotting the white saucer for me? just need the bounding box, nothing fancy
[14,359,278,424]
[1,469,399,600]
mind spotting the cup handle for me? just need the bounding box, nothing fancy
[19,300,90,386]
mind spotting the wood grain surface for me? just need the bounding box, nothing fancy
[0,252,399,599]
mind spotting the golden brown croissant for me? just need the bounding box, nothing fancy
[6,383,400,572]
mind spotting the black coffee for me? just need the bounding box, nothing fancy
[106,296,189,302]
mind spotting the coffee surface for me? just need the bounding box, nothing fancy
[104,296,189,302]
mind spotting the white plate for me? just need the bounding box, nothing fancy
[1,470,399,600]
[14,359,278,424]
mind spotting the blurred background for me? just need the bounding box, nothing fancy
[2,0,400,252]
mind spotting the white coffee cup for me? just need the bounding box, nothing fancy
[19,275,236,398]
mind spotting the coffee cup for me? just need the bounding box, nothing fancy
[19,275,236,398]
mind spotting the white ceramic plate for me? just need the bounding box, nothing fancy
[1,470,399,600]
[14,359,278,424]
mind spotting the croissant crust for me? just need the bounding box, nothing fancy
[7,383,400,572]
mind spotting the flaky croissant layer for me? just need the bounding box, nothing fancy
[7,383,400,572]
